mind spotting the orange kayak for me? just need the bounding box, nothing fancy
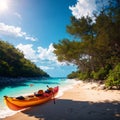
[4,86,59,111]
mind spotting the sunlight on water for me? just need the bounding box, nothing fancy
[0,78,78,118]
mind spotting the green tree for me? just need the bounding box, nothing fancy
[0,40,49,78]
[54,0,120,85]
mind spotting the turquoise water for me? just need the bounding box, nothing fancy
[0,77,77,118]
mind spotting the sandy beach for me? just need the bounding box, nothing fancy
[3,81,120,120]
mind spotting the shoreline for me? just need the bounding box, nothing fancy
[3,80,120,120]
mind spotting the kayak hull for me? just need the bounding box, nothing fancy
[4,86,59,111]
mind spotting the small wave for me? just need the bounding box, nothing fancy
[0,107,18,119]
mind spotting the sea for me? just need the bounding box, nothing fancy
[0,77,79,119]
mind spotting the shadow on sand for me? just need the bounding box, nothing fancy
[21,99,120,120]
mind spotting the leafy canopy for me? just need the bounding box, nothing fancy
[53,0,120,88]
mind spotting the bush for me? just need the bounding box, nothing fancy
[105,63,120,89]
[91,67,108,80]
[78,72,90,80]
[67,71,79,79]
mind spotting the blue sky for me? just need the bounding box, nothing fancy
[0,0,103,77]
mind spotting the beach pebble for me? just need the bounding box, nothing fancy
[98,85,106,90]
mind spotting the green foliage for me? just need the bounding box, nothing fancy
[53,0,120,88]
[91,67,108,80]
[0,40,49,78]
[105,63,120,89]
[67,71,79,79]
[67,71,90,80]
[67,16,93,39]
[54,39,82,64]
[78,72,90,80]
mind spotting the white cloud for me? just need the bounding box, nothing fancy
[37,43,70,66]
[14,12,22,20]
[25,36,36,41]
[16,43,38,62]
[37,43,57,61]
[16,43,67,66]
[16,43,57,63]
[69,0,96,19]
[0,22,37,41]
[39,66,54,70]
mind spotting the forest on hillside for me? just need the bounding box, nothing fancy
[0,40,49,78]
[53,0,120,88]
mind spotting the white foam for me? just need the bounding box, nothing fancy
[0,107,18,119]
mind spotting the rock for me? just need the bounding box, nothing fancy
[98,84,106,90]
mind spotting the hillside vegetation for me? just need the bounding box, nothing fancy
[53,0,120,89]
[0,40,49,78]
